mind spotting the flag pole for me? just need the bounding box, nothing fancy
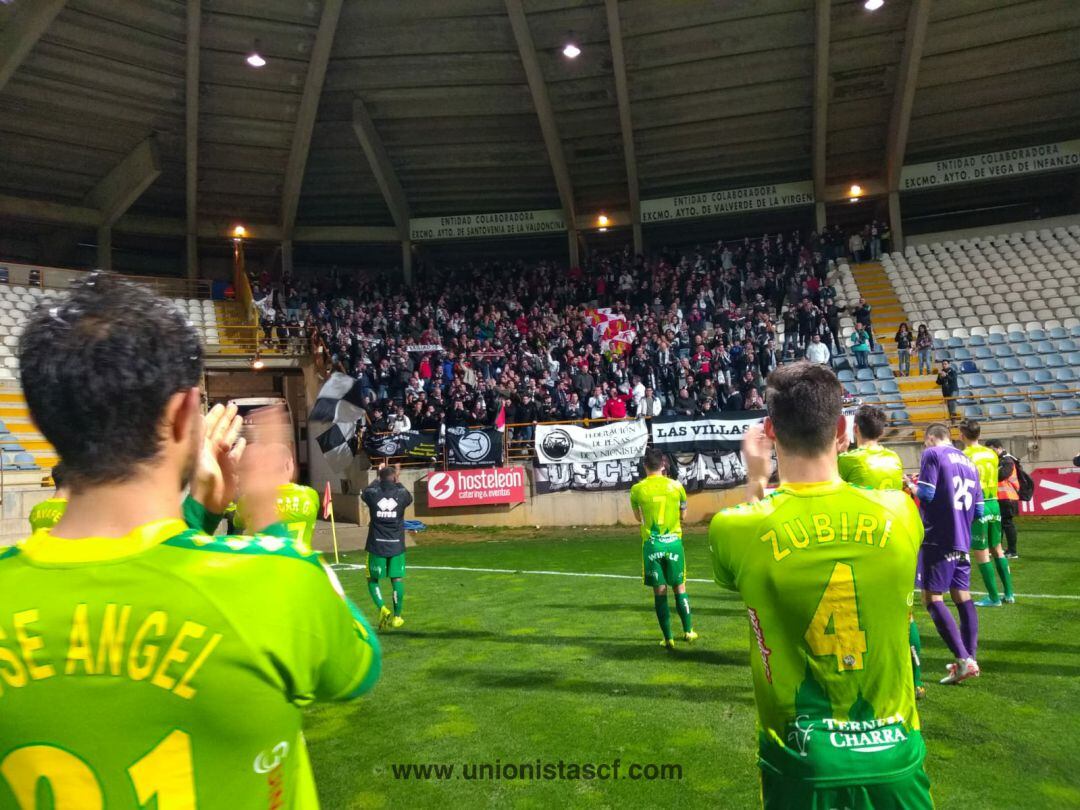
[322,480,340,564]
[329,501,340,565]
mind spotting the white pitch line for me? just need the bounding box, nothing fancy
[330,563,1080,601]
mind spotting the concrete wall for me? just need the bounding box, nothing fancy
[905,213,1080,249]
[1,484,57,544]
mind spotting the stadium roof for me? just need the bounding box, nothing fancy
[0,0,1078,244]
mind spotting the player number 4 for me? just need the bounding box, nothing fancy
[804,562,868,671]
[0,729,195,809]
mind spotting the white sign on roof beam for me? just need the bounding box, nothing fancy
[901,139,1080,191]
[640,181,815,224]
[410,210,566,242]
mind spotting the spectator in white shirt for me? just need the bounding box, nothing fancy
[588,386,607,420]
[638,386,662,418]
[805,333,831,365]
[390,405,411,433]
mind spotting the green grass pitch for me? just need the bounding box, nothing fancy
[305,518,1080,809]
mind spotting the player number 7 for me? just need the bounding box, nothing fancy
[650,495,667,525]
[804,562,868,671]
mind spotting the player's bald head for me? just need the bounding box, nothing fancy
[763,362,843,457]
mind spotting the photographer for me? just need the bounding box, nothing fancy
[936,359,959,421]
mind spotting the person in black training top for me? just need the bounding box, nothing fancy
[362,465,414,629]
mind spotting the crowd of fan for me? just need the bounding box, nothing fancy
[254,224,887,436]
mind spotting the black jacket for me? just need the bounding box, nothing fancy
[362,481,413,556]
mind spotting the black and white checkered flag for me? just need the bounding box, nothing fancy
[310,372,366,424]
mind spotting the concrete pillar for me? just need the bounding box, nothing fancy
[814,201,827,232]
[185,233,198,280]
[281,239,293,278]
[632,221,643,255]
[401,239,413,287]
[568,228,580,269]
[96,225,112,270]
[888,191,904,253]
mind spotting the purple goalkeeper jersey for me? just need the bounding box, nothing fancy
[918,444,983,551]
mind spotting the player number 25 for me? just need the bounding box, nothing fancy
[804,562,868,671]
[951,475,974,511]
[0,729,194,809]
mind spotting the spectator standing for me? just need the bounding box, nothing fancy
[853,298,874,349]
[895,322,912,377]
[869,221,882,260]
[805,333,831,365]
[390,404,411,433]
[985,439,1021,559]
[936,359,959,421]
[916,324,933,375]
[849,231,865,263]
[850,323,871,369]
[587,386,607,420]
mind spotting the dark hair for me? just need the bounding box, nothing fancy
[51,462,66,488]
[643,447,665,472]
[763,361,842,456]
[378,466,396,483]
[19,273,203,489]
[854,404,887,441]
[925,422,951,442]
[958,419,981,441]
[984,438,1004,450]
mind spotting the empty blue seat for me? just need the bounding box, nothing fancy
[1008,331,1027,343]
[874,366,892,380]
[1012,402,1032,416]
[838,369,855,383]
[1034,341,1055,354]
[857,381,876,396]
[989,372,1009,387]
[1028,328,1047,341]
[842,381,858,395]
[953,348,972,361]
[1022,355,1042,369]
[987,333,1006,345]
[1000,357,1021,371]
[1067,352,1080,366]
[1011,371,1032,386]
[964,405,985,418]
[974,346,993,360]
[1028,385,1049,401]
[1050,383,1073,399]
[987,403,1009,419]
[1034,369,1054,383]
[856,368,874,381]
[969,335,987,347]
[1071,324,1080,337]
[1056,368,1077,383]
[1045,353,1065,369]
[12,452,35,468]
[1035,401,1057,416]
[960,360,978,374]
[879,380,900,395]
[932,338,945,349]
[869,353,889,367]
[967,373,987,388]
[0,442,23,452]
[946,337,964,349]
[981,359,1001,373]
[891,409,910,424]
[1058,339,1078,353]
[1049,327,1069,339]
[1015,342,1034,356]
[1062,399,1080,415]
[992,344,1012,357]
[860,394,881,403]
[1001,386,1023,402]
[934,349,950,362]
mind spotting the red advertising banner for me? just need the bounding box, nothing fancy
[427,467,527,508]
[1019,466,1080,516]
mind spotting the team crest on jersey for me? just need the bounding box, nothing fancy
[253,740,290,773]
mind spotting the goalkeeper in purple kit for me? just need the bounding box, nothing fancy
[911,423,984,686]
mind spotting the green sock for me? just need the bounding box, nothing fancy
[392,580,405,617]
[367,580,384,609]
[653,594,672,640]
[994,555,1014,599]
[978,561,1000,601]
[909,618,923,688]
[675,592,693,633]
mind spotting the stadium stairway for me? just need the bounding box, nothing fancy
[0,387,56,474]
[848,262,950,426]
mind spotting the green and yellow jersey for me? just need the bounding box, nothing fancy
[837,445,904,491]
[629,474,687,543]
[27,497,67,532]
[709,480,925,785]
[235,483,321,551]
[963,444,999,501]
[0,519,380,809]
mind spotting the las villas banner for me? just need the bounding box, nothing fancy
[427,467,527,508]
[650,412,767,453]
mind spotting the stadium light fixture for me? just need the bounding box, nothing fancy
[252,355,265,370]
[231,224,247,240]
[562,41,581,59]
[246,40,266,68]
[597,213,610,227]
[864,0,884,10]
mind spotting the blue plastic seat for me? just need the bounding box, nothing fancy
[869,353,889,367]
[932,338,946,349]
[0,442,23,452]
[987,403,1008,419]
[1035,401,1056,416]
[1049,327,1069,339]
[1050,382,1073,399]
[1011,371,1032,386]
[1007,331,1027,343]
[1055,367,1077,383]
[838,369,855,383]
[1028,328,1046,341]
[953,348,972,361]
[934,349,950,362]
[842,381,858,395]
[891,409,910,424]
[1011,402,1032,416]
[1034,369,1054,383]
[1022,355,1042,370]
[1071,324,1080,337]
[1015,342,1034,356]
[12,452,35,468]
[987,333,1006,345]
[1001,386,1023,402]
[857,381,877,396]
[860,394,881,403]
[1000,357,1021,371]
[967,373,987,388]
[946,336,964,349]
[969,335,987,347]
[879,380,900,395]
[981,359,1001,373]
[992,344,1012,357]
[1028,385,1049,401]
[1045,353,1065,369]
[960,360,978,374]
[1062,399,1080,415]
[856,368,874,381]
[989,372,1009,387]
[1034,341,1055,354]
[973,346,992,360]
[964,405,985,418]
[874,366,892,380]
[1059,339,1078,353]
[1068,352,1080,366]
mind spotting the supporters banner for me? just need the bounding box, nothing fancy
[363,430,438,459]
[533,459,642,494]
[587,307,636,355]
[1018,466,1080,516]
[315,422,357,473]
[427,467,526,507]
[667,451,749,492]
[650,411,767,453]
[901,139,1080,191]
[640,181,814,224]
[405,343,443,353]
[409,209,565,241]
[445,426,504,468]
[535,420,648,465]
